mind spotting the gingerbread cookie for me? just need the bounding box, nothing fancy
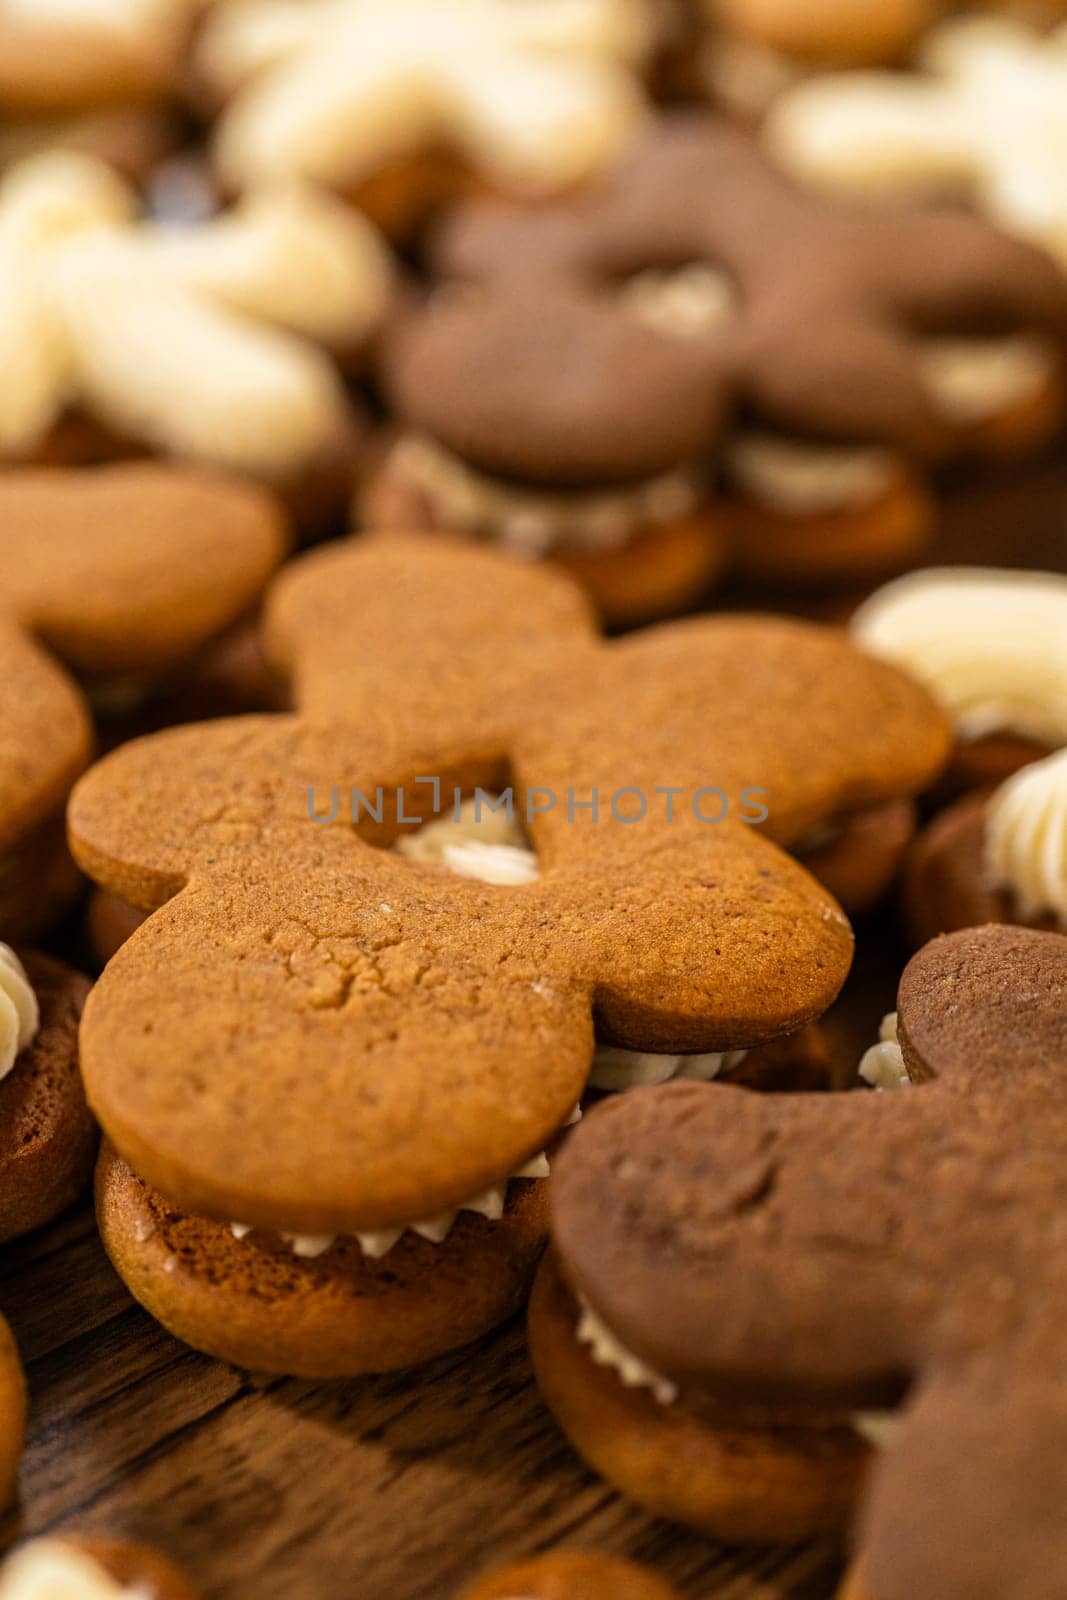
[539,924,1067,1596]
[0,149,395,524]
[0,946,93,1244]
[458,1552,679,1600]
[67,535,947,1376]
[195,0,652,236]
[768,15,1067,277]
[0,1314,24,1511]
[903,746,1067,944]
[0,1537,198,1600]
[0,463,285,939]
[376,116,1067,617]
[852,567,1067,795]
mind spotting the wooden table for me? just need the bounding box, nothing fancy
[2,454,1065,1600]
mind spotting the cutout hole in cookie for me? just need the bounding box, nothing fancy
[613,260,739,340]
[392,779,540,888]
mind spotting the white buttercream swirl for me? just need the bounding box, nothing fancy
[852,567,1067,745]
[0,943,39,1083]
[859,1012,909,1090]
[985,748,1067,924]
[0,1539,131,1600]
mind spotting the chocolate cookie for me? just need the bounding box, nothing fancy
[0,463,285,939]
[68,535,947,1375]
[375,116,1066,612]
[544,925,1067,1596]
[0,947,93,1244]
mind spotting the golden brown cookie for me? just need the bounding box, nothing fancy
[458,1551,680,1600]
[0,464,285,940]
[0,949,94,1245]
[709,0,940,67]
[529,1253,870,1543]
[546,926,1067,1594]
[68,535,948,1375]
[0,1536,198,1600]
[0,1315,25,1512]
[796,797,917,917]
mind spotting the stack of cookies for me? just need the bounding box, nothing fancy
[1,6,1065,1599]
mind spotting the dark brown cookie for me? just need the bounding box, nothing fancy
[548,925,1067,1597]
[0,951,94,1245]
[385,116,1067,485]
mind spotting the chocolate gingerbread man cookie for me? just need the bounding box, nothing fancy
[0,946,93,1245]
[0,463,285,939]
[0,1537,198,1600]
[67,535,946,1376]
[458,1552,679,1600]
[375,115,1067,618]
[540,925,1067,1597]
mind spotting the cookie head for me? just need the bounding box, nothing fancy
[549,925,1067,1598]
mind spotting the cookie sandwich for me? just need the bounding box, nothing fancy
[374,117,1067,619]
[195,0,653,237]
[536,924,1067,1595]
[68,535,947,1376]
[903,745,1067,944]
[0,464,284,940]
[0,148,396,528]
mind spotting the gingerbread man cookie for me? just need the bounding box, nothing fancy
[852,567,1067,794]
[768,15,1067,274]
[539,924,1067,1597]
[66,535,947,1376]
[0,1314,24,1511]
[0,946,93,1244]
[196,0,652,235]
[0,463,285,939]
[458,1552,679,1600]
[375,116,1067,619]
[0,1538,199,1600]
[0,149,395,523]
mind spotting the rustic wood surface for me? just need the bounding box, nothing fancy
[1,455,1064,1600]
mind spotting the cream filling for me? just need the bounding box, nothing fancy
[199,0,650,195]
[230,1137,567,1261]
[0,1539,140,1600]
[852,567,1067,746]
[0,942,39,1082]
[727,432,898,514]
[985,747,1067,923]
[588,1043,747,1090]
[0,148,391,475]
[619,262,736,339]
[390,434,702,557]
[859,1011,909,1089]
[576,1299,900,1446]
[919,335,1055,426]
